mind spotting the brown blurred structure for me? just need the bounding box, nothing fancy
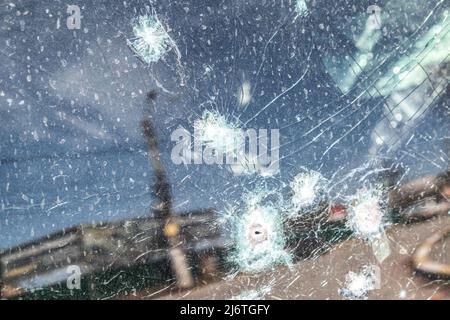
[0,209,224,298]
[389,171,450,221]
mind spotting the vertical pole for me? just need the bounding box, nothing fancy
[141,95,194,289]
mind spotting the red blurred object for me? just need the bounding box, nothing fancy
[329,204,347,221]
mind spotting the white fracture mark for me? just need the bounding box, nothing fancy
[230,191,291,273]
[346,186,386,239]
[339,265,381,300]
[128,14,172,64]
[194,110,243,155]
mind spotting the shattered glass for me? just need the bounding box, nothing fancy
[0,0,449,300]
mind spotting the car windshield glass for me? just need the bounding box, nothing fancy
[1,0,449,300]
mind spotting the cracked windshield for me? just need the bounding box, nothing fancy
[1,0,450,300]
